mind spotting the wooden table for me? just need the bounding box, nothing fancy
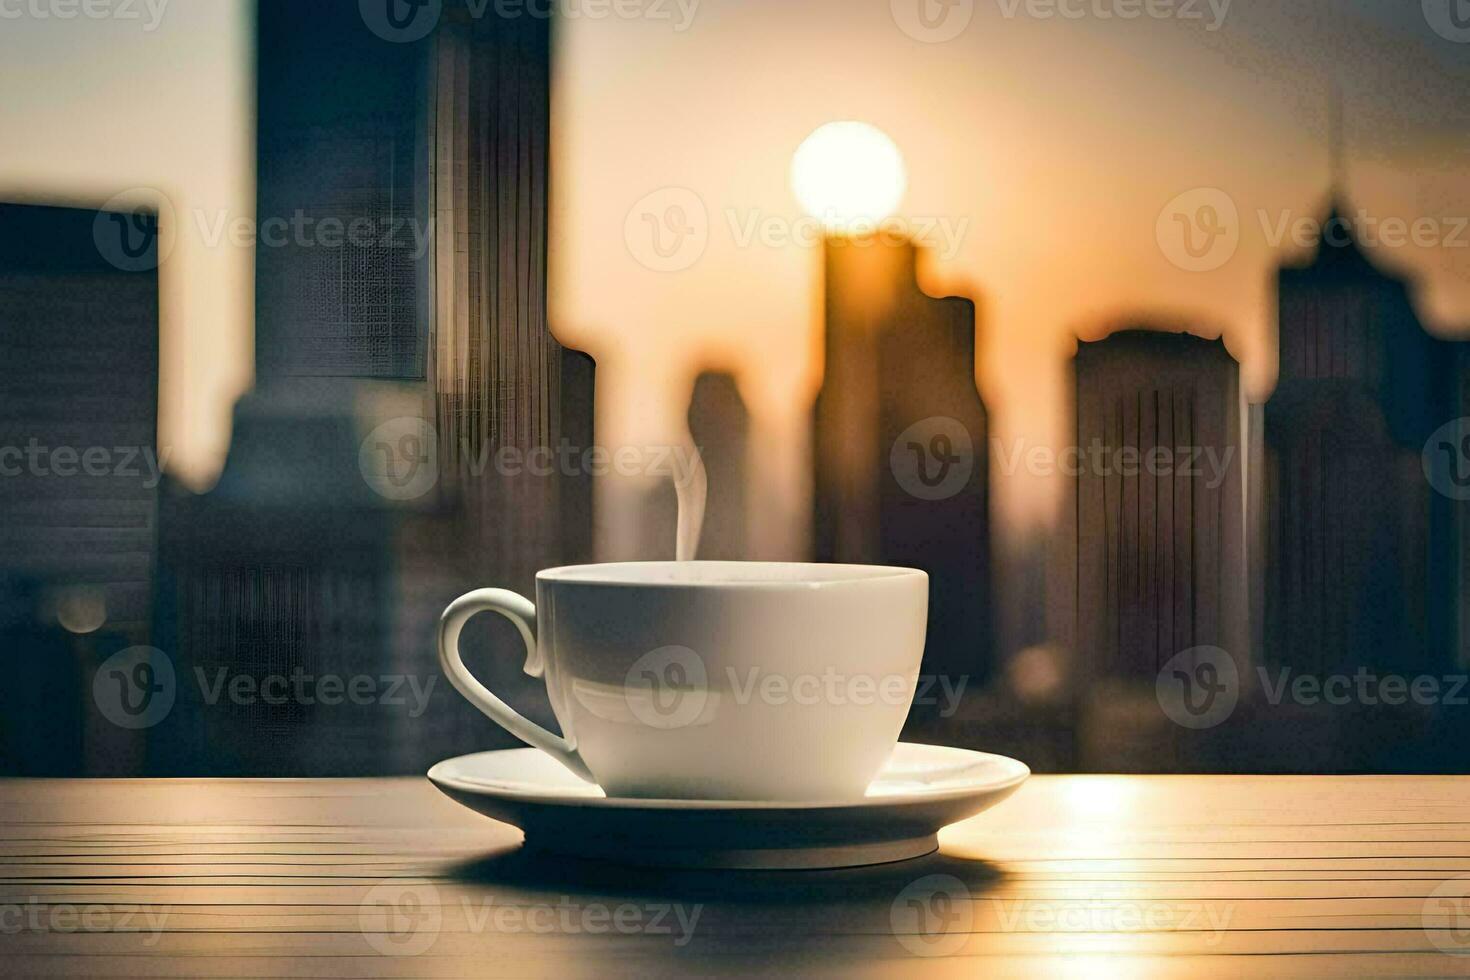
[3,775,1469,977]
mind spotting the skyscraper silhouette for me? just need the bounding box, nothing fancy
[1260,203,1458,674]
[0,202,162,774]
[1073,330,1246,682]
[153,2,595,774]
[813,239,991,687]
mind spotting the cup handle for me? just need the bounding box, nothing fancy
[437,588,595,783]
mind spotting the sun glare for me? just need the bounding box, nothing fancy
[790,121,907,233]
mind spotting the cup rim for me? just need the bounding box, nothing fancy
[536,560,927,589]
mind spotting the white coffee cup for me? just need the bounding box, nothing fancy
[438,561,929,801]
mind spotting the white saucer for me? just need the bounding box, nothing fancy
[427,741,1029,869]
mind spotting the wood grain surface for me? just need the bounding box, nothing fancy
[3,774,1469,977]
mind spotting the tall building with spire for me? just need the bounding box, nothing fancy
[1259,202,1459,674]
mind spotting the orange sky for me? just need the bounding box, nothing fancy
[1,1,1466,562]
[550,0,1470,555]
[0,1,254,491]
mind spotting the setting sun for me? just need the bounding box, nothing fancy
[790,120,907,233]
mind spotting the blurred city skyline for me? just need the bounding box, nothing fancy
[3,0,1468,777]
[1,0,1467,559]
[552,0,1470,559]
[0,0,252,492]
